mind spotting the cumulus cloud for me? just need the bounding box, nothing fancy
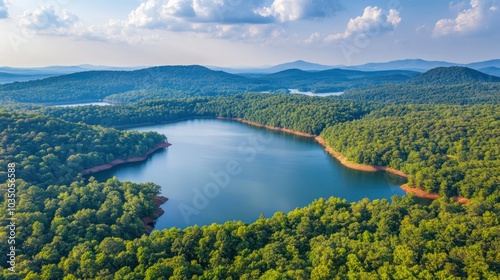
[303,32,322,45]
[433,0,499,36]
[19,6,81,35]
[81,20,159,44]
[125,0,342,29]
[256,0,342,22]
[126,0,272,28]
[80,0,342,43]
[325,6,401,42]
[15,0,344,43]
[0,0,8,19]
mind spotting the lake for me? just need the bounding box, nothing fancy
[94,119,406,229]
[289,89,344,97]
[53,101,112,107]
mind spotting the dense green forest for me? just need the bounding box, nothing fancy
[4,191,500,279]
[38,93,500,201]
[1,65,499,278]
[321,105,500,199]
[0,178,163,279]
[101,69,418,103]
[0,111,167,187]
[41,94,375,135]
[0,66,417,104]
[342,82,500,104]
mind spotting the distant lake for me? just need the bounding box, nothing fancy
[289,89,344,97]
[53,102,112,107]
[94,119,405,229]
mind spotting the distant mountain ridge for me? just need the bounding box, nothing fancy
[0,65,420,104]
[0,65,144,84]
[209,59,500,74]
[343,59,457,72]
[478,67,500,77]
[208,60,334,74]
[2,59,499,84]
[0,65,265,103]
[344,59,500,73]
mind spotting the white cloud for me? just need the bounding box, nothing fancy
[82,0,341,43]
[82,20,159,44]
[19,6,81,36]
[125,0,342,29]
[415,24,428,33]
[256,0,341,22]
[127,0,168,29]
[0,0,9,19]
[208,23,287,43]
[304,32,322,45]
[433,0,499,36]
[126,0,272,28]
[14,0,343,44]
[325,6,401,42]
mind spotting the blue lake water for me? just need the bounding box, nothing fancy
[53,102,111,107]
[94,119,406,229]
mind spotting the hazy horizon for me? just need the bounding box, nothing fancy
[1,57,499,70]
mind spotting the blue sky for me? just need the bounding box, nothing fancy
[0,0,499,67]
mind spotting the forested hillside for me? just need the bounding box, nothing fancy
[6,194,500,279]
[342,67,500,104]
[102,69,418,103]
[0,111,167,187]
[409,67,500,85]
[0,66,267,103]
[342,83,500,104]
[41,94,375,135]
[0,66,418,104]
[321,105,500,199]
[0,178,163,278]
[256,69,418,93]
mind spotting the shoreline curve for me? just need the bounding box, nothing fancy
[81,142,171,175]
[142,196,168,234]
[81,141,171,233]
[220,117,468,203]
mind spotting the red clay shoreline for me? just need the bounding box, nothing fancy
[81,142,171,175]
[220,117,469,204]
[142,196,168,234]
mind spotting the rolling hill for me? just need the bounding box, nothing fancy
[342,66,500,104]
[210,58,500,73]
[0,65,144,84]
[208,60,335,74]
[479,67,500,77]
[0,65,271,103]
[409,66,500,85]
[345,59,456,72]
[343,59,500,72]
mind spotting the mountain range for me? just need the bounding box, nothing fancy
[2,59,499,84]
[0,65,143,84]
[1,63,498,105]
[208,59,500,74]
